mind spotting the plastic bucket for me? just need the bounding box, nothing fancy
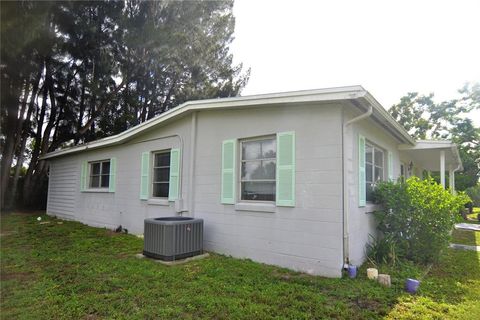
[348,265,357,278]
[405,278,420,294]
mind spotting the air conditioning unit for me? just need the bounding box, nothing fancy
[143,217,203,261]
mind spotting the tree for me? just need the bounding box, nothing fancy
[0,0,249,210]
[390,83,480,190]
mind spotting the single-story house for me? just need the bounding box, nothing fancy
[41,86,463,277]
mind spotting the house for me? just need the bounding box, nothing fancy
[41,86,463,278]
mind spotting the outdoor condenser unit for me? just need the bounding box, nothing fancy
[143,217,203,261]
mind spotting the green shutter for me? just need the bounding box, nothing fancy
[168,148,181,201]
[358,135,366,207]
[221,139,236,204]
[140,152,150,200]
[276,131,295,207]
[388,151,393,181]
[109,157,117,193]
[80,161,88,192]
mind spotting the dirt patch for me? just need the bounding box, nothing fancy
[104,230,121,237]
[0,231,17,237]
[0,271,32,281]
[271,269,314,282]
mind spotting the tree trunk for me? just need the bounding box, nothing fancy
[75,79,86,145]
[0,78,25,209]
[23,62,48,206]
[8,71,41,209]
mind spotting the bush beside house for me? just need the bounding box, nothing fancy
[465,184,480,208]
[370,177,470,264]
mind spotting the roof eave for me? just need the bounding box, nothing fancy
[41,86,369,160]
[362,92,416,145]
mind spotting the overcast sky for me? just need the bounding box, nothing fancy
[230,0,480,123]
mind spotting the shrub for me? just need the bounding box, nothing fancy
[465,184,480,207]
[371,177,470,264]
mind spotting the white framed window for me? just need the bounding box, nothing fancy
[152,151,170,198]
[365,142,385,202]
[89,160,110,189]
[240,137,276,202]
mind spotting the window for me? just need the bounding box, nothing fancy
[89,160,110,189]
[152,151,170,198]
[240,137,276,201]
[365,143,384,201]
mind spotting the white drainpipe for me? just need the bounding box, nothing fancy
[449,163,462,194]
[188,112,198,215]
[342,105,373,267]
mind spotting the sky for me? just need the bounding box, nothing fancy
[230,0,480,124]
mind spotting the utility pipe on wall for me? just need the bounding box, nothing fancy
[440,150,446,189]
[342,105,373,268]
[188,112,198,216]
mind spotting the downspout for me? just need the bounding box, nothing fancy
[188,112,198,216]
[449,145,463,194]
[342,105,373,268]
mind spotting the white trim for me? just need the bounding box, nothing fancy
[82,189,111,193]
[234,202,276,213]
[40,86,416,160]
[147,199,170,206]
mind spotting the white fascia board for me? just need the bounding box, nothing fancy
[363,92,416,145]
[398,140,454,150]
[41,86,369,160]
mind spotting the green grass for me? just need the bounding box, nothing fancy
[1,213,479,319]
[452,229,480,246]
[466,207,480,224]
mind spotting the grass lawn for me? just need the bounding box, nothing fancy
[452,229,480,246]
[1,213,479,319]
[466,207,480,224]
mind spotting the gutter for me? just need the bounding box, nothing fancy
[342,104,373,268]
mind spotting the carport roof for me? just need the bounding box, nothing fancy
[398,140,463,171]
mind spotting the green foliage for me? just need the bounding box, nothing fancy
[366,234,399,266]
[372,177,471,264]
[390,84,480,190]
[2,212,479,319]
[465,184,480,207]
[1,0,250,209]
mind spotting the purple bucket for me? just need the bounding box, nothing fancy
[348,265,358,278]
[405,278,420,294]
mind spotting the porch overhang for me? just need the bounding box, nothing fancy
[398,140,463,172]
[398,140,463,191]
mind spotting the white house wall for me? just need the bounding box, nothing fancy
[47,157,78,218]
[343,106,420,266]
[47,116,192,233]
[46,103,345,277]
[193,104,344,277]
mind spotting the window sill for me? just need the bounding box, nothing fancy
[82,189,112,193]
[364,203,382,213]
[147,198,170,206]
[235,202,276,213]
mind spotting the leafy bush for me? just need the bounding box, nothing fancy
[365,234,399,266]
[371,177,470,264]
[465,184,480,207]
